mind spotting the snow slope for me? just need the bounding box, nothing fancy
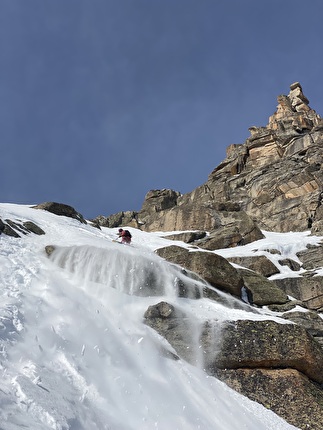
[0,203,314,430]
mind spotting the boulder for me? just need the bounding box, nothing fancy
[144,301,200,365]
[0,218,45,238]
[0,219,20,237]
[228,255,280,277]
[156,245,243,297]
[32,202,86,224]
[45,245,56,256]
[237,268,289,306]
[278,258,301,271]
[196,226,244,250]
[23,221,45,236]
[144,301,182,319]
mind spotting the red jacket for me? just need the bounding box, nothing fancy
[119,229,131,244]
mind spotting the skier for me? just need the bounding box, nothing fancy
[117,228,132,244]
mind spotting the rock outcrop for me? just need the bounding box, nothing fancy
[0,202,87,238]
[156,245,243,297]
[237,268,289,306]
[32,202,87,224]
[0,218,45,237]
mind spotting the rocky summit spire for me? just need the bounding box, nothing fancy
[248,82,322,148]
[267,82,321,137]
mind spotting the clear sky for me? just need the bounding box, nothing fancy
[1,0,323,219]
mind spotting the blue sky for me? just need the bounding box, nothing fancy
[1,0,323,219]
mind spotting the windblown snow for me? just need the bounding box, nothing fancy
[1,203,317,430]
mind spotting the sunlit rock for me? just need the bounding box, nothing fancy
[156,245,243,297]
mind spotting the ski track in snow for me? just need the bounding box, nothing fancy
[0,203,315,429]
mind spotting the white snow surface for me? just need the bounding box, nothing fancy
[1,203,320,429]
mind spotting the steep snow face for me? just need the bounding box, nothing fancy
[46,243,201,298]
[0,204,302,430]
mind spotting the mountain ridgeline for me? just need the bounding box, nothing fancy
[96,82,323,247]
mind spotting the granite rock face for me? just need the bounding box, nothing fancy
[188,82,323,234]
